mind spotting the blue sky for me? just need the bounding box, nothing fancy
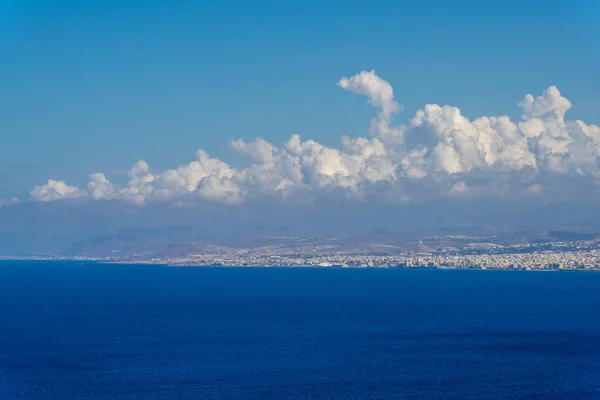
[1,0,599,199]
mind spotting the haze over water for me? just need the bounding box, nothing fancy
[1,261,600,399]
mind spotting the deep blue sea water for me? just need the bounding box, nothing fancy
[1,262,600,399]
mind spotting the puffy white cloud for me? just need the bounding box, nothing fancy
[196,176,243,204]
[337,70,400,119]
[88,173,116,200]
[154,150,239,203]
[338,70,405,143]
[519,86,572,120]
[30,180,86,202]
[118,160,155,205]
[27,70,600,205]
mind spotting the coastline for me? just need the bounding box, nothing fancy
[1,259,595,272]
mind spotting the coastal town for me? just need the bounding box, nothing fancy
[139,246,600,270]
[6,234,600,271]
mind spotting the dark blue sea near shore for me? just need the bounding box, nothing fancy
[1,262,600,399]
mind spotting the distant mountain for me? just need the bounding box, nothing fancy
[62,226,198,257]
[4,199,600,256]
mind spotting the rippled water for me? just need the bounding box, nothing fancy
[1,261,600,399]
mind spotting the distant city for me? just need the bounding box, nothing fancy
[6,231,600,271]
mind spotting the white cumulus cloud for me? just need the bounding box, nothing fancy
[30,180,86,202]
[26,70,600,205]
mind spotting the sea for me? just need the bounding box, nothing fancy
[1,261,600,400]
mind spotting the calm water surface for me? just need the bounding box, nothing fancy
[1,261,600,399]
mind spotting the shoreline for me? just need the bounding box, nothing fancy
[1,259,598,272]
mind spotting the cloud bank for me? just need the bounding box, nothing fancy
[28,70,600,205]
